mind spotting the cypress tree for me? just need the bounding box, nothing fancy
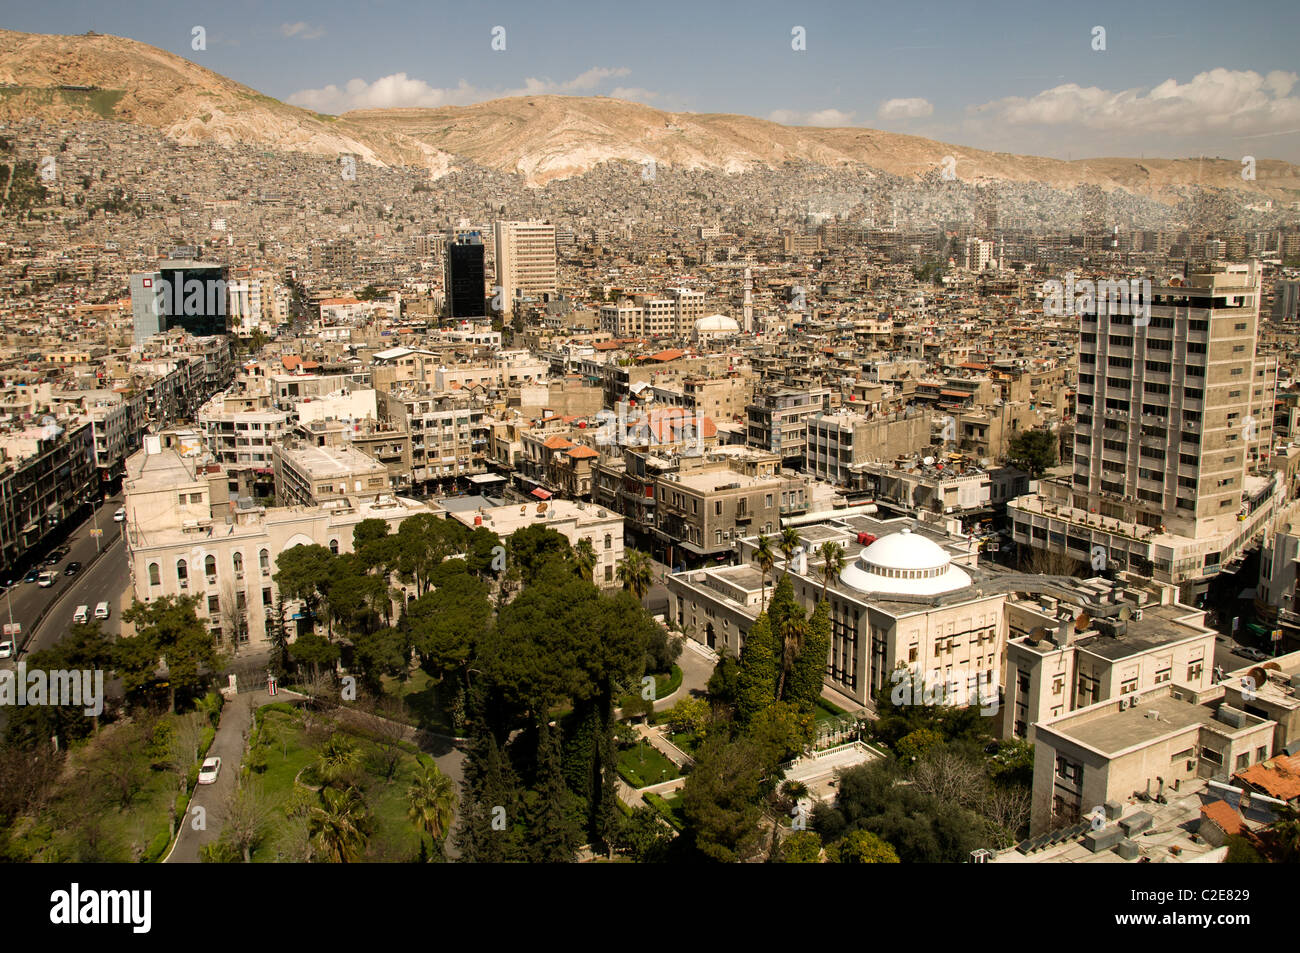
[786,599,831,715]
[735,612,778,726]
[526,719,583,862]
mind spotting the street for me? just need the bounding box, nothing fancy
[0,494,128,662]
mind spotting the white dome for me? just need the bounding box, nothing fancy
[696,313,739,332]
[839,528,971,596]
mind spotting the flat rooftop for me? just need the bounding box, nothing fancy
[277,443,385,477]
[1046,696,1262,757]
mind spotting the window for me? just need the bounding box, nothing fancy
[205,554,217,581]
[260,549,270,574]
[208,595,219,614]
[329,539,339,555]
[604,533,612,550]
[233,552,244,575]
[262,587,272,606]
[604,565,613,582]
[177,560,188,582]
[148,562,160,586]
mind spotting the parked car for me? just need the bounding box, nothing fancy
[1236,646,1270,662]
[23,569,39,584]
[73,605,89,624]
[64,561,82,577]
[94,601,110,620]
[113,507,126,522]
[0,641,12,660]
[37,571,56,588]
[197,757,221,785]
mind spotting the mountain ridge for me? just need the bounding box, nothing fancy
[1,28,1297,199]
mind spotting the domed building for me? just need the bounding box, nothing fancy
[665,517,1007,712]
[839,528,972,596]
[693,313,740,343]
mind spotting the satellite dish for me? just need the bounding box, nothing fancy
[1118,605,1132,622]
[979,457,991,468]
[537,502,548,513]
[1247,666,1268,686]
[1262,661,1281,671]
[922,456,935,467]
[1027,626,1047,644]
[1075,612,1091,632]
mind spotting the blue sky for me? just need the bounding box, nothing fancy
[6,0,1300,160]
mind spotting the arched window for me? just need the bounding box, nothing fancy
[233,552,244,574]
[259,549,270,573]
[176,560,188,582]
[205,555,217,580]
[329,539,339,555]
[604,534,612,551]
[148,563,160,586]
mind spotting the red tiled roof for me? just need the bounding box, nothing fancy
[1235,754,1300,801]
[542,435,576,451]
[567,446,599,459]
[1200,800,1246,837]
[646,349,685,363]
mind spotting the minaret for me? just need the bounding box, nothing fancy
[742,266,754,333]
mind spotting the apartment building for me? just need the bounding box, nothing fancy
[199,393,289,474]
[1002,578,1217,742]
[1009,262,1284,601]
[494,221,557,314]
[852,456,1029,526]
[272,443,390,507]
[654,459,786,561]
[746,386,833,467]
[445,229,487,319]
[806,410,929,485]
[1030,687,1274,834]
[377,388,490,486]
[0,419,97,574]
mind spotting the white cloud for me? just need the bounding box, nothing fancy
[280,22,325,41]
[769,108,855,127]
[288,67,639,114]
[878,97,934,120]
[971,68,1300,137]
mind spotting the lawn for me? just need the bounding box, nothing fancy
[247,704,429,862]
[814,698,847,723]
[380,668,456,735]
[616,740,681,788]
[618,664,683,710]
[668,730,702,756]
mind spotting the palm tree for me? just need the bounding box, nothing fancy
[816,541,846,601]
[315,735,362,789]
[775,616,810,702]
[407,761,457,860]
[617,549,654,601]
[754,535,775,611]
[778,527,801,577]
[309,786,371,863]
[573,538,597,582]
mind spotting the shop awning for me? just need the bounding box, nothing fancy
[530,488,553,500]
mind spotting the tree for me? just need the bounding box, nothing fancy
[662,696,711,736]
[896,727,945,764]
[1005,428,1057,479]
[506,525,574,586]
[753,535,775,611]
[455,725,524,863]
[405,564,491,689]
[778,527,801,577]
[573,537,597,582]
[680,736,779,863]
[273,544,335,626]
[287,632,339,679]
[816,541,845,601]
[780,830,823,863]
[219,581,249,657]
[774,615,810,703]
[523,719,583,862]
[309,786,372,863]
[785,600,830,714]
[735,613,778,725]
[616,549,654,601]
[406,760,457,860]
[828,829,900,863]
[315,734,363,789]
[120,596,219,712]
[222,782,275,862]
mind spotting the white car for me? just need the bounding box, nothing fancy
[94,601,110,620]
[0,641,12,660]
[197,757,221,785]
[37,571,56,588]
[73,605,89,624]
[113,507,126,522]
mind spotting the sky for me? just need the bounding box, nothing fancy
[4,0,1300,161]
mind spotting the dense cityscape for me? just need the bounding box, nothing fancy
[0,6,1298,912]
